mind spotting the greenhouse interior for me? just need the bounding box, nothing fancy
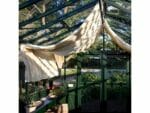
[19,0,131,113]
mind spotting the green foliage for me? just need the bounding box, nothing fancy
[61,69,77,76]
[87,38,102,53]
[81,72,100,83]
[81,73,100,103]
[106,72,130,99]
[81,71,130,102]
[82,85,100,103]
[52,87,65,96]
[106,71,129,84]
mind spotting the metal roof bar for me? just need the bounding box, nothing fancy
[19,0,42,10]
[19,26,64,43]
[106,12,131,25]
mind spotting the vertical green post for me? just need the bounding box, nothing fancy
[75,54,81,109]
[129,55,131,94]
[33,82,35,101]
[100,53,107,113]
[64,56,68,103]
[98,0,107,112]
[25,82,30,104]
[63,55,67,97]
[127,55,131,112]
[75,55,78,109]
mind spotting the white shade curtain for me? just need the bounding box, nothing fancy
[19,3,102,82]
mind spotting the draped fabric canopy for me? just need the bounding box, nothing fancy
[20,3,102,82]
[19,3,131,82]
